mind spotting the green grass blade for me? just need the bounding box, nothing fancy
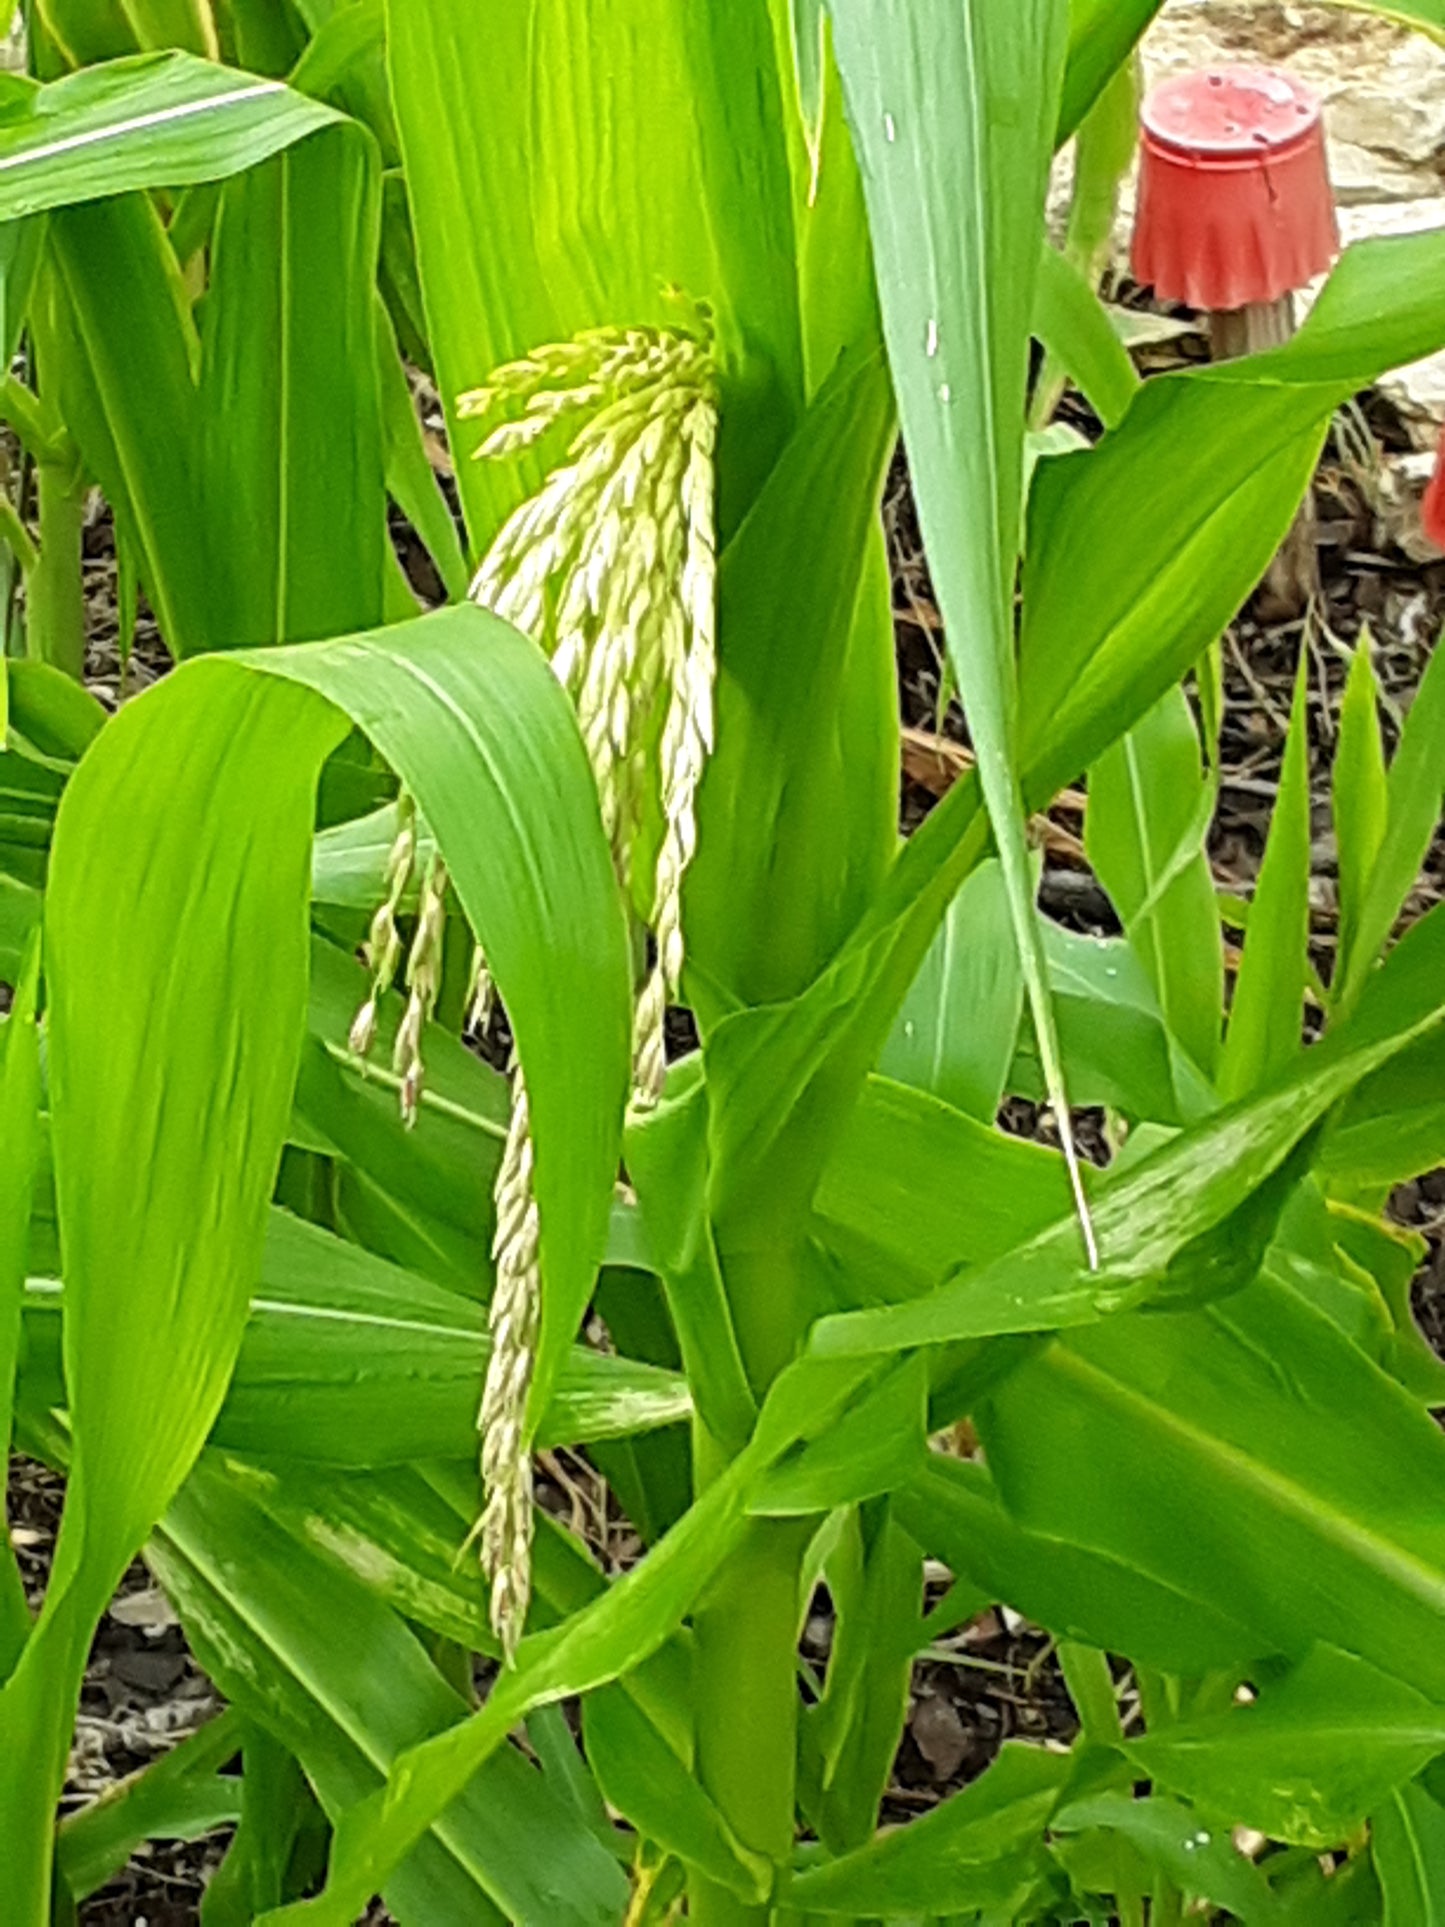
[829,0,1097,1262]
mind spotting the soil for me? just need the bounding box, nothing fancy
[10,3,1445,1917]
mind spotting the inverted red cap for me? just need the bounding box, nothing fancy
[1423,429,1445,552]
[1132,66,1339,310]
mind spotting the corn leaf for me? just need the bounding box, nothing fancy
[896,1456,1265,1677]
[879,860,1026,1123]
[812,903,1445,1356]
[1052,1793,1282,1922]
[152,1455,630,1926]
[388,0,805,552]
[1086,685,1223,1084]
[257,1353,883,1923]
[17,1215,690,1469]
[1033,240,1139,431]
[1220,654,1312,1101]
[1058,0,1162,140]
[0,939,40,1681]
[197,127,384,646]
[56,1710,243,1904]
[686,348,896,1010]
[1374,1780,1445,1921]
[1328,0,1444,41]
[1125,1646,1445,1850]
[829,0,1097,1255]
[585,1682,770,1901]
[0,604,628,1918]
[0,52,341,219]
[1333,638,1389,1000]
[1021,228,1445,801]
[782,1741,1067,1914]
[1339,633,1445,1011]
[978,1269,1445,1704]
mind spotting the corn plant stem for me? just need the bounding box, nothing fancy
[28,461,85,680]
[689,1244,812,1923]
[690,1518,814,1924]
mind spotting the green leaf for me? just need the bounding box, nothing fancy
[257,1354,883,1924]
[1033,240,1139,431]
[388,0,804,553]
[1375,1780,1445,1924]
[41,193,208,652]
[752,1356,928,1515]
[1325,0,1443,43]
[152,1453,630,1926]
[1087,683,1222,1084]
[896,1455,1267,1677]
[197,125,385,647]
[19,1211,691,1465]
[1333,636,1389,998]
[1058,0,1161,141]
[376,298,469,604]
[1340,627,1445,1010]
[0,604,628,1915]
[585,1683,770,1901]
[0,52,342,219]
[624,1073,757,1455]
[56,1709,242,1904]
[200,1724,312,1926]
[978,1269,1445,1703]
[785,0,826,199]
[813,921,1444,1355]
[1220,652,1311,1100]
[1020,922,1209,1124]
[0,665,342,1917]
[686,349,896,1008]
[812,1073,1075,1306]
[783,1740,1068,1913]
[0,939,41,1680]
[800,1503,920,1854]
[879,858,1025,1123]
[1021,227,1445,803]
[45,111,385,660]
[1126,1647,1445,1849]
[257,614,633,1432]
[1053,1791,1282,1922]
[829,0,1096,1254]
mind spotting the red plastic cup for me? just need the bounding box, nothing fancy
[1132,65,1339,311]
[1423,429,1445,552]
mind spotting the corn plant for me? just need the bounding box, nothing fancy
[5,2,1445,1923]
